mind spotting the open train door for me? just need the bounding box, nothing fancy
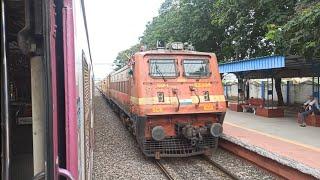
[48,0,76,179]
[61,0,78,178]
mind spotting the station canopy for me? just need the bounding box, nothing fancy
[219,55,320,79]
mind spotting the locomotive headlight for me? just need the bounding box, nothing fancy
[152,126,165,141]
[210,123,223,137]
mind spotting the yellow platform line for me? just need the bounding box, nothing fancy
[224,121,320,153]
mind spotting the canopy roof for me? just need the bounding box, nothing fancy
[219,55,320,79]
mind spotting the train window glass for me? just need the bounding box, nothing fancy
[183,59,210,77]
[149,59,177,77]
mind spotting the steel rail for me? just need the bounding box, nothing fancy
[154,160,175,180]
[201,155,241,180]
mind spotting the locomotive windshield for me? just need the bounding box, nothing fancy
[149,59,177,77]
[183,59,210,77]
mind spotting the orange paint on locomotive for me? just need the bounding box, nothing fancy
[102,50,226,157]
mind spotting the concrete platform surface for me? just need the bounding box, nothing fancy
[222,111,320,179]
[224,110,320,148]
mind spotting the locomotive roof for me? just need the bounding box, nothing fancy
[107,50,216,76]
[136,49,216,57]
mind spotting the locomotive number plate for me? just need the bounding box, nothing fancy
[157,83,169,88]
[152,106,163,113]
[203,103,214,110]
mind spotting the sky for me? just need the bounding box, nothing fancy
[85,0,164,81]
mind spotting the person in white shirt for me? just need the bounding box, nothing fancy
[298,95,320,127]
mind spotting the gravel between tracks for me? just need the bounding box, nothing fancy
[92,92,166,180]
[210,148,278,180]
[160,157,233,180]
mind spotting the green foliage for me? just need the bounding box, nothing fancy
[269,1,320,58]
[113,44,140,70]
[211,0,297,60]
[114,0,320,68]
[140,0,219,53]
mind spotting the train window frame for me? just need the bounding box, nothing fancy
[182,59,211,78]
[148,59,179,78]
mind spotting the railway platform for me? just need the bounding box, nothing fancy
[221,110,320,179]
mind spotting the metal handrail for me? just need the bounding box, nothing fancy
[32,171,45,180]
[189,86,200,106]
[172,89,180,112]
[1,0,11,179]
[58,168,75,180]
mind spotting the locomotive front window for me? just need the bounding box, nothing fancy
[183,59,210,77]
[149,59,177,77]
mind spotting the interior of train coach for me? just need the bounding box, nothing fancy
[1,0,63,179]
[2,1,37,179]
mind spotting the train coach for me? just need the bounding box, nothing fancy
[1,0,94,179]
[101,42,226,159]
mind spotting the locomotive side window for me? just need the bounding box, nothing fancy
[149,59,177,77]
[183,59,210,77]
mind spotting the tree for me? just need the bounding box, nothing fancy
[115,0,320,105]
[113,44,140,70]
[266,1,320,59]
[140,0,221,53]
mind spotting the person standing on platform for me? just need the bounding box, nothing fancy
[298,95,320,127]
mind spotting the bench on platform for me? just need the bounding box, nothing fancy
[306,113,320,127]
[229,103,244,112]
[298,112,320,127]
[256,107,284,118]
[241,98,265,114]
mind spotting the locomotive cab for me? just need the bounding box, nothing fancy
[129,46,226,158]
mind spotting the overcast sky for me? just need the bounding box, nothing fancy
[85,0,164,80]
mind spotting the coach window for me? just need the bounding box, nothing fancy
[182,59,210,78]
[149,59,178,78]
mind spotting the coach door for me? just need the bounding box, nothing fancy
[49,0,76,179]
[60,0,79,178]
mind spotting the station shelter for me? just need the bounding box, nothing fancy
[218,55,320,120]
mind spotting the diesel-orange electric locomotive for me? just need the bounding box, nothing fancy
[100,42,226,158]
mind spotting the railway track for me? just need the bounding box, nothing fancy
[200,155,241,180]
[154,156,241,180]
[154,160,175,180]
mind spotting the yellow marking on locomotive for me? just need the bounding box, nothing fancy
[210,95,225,101]
[152,106,163,113]
[203,103,214,110]
[193,82,211,88]
[131,95,225,105]
[191,95,225,103]
[156,83,169,88]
